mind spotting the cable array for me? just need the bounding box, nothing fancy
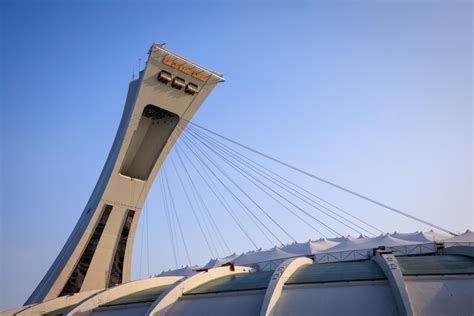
[144,119,455,269]
[154,120,445,268]
[183,120,455,236]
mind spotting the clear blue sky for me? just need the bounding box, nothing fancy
[1,0,472,310]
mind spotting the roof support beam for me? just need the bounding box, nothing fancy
[260,257,313,316]
[16,290,100,316]
[0,305,35,316]
[64,276,181,315]
[372,251,414,316]
[146,266,252,315]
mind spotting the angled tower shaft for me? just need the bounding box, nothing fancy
[26,44,223,304]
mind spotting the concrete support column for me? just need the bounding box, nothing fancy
[372,251,413,316]
[260,257,313,316]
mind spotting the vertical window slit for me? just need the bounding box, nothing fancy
[60,204,113,296]
[108,210,135,287]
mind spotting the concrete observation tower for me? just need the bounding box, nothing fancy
[26,44,224,304]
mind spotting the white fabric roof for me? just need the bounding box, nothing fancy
[391,230,450,242]
[157,265,199,277]
[319,234,426,253]
[202,253,240,269]
[445,230,474,243]
[233,247,295,265]
[188,230,469,272]
[282,239,339,255]
[327,235,354,242]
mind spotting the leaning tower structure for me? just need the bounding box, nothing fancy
[26,44,224,304]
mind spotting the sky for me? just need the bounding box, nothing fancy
[0,0,472,310]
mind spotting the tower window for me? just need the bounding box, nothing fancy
[185,83,199,95]
[60,204,113,296]
[120,105,179,181]
[171,77,185,90]
[108,210,135,287]
[157,70,172,84]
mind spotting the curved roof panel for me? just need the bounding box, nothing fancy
[99,284,171,307]
[185,271,273,295]
[287,260,387,285]
[397,255,474,276]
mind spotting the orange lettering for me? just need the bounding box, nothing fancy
[163,56,210,81]
[162,56,178,69]
[178,65,193,76]
[192,72,209,81]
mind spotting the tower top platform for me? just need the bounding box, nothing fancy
[150,43,225,82]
